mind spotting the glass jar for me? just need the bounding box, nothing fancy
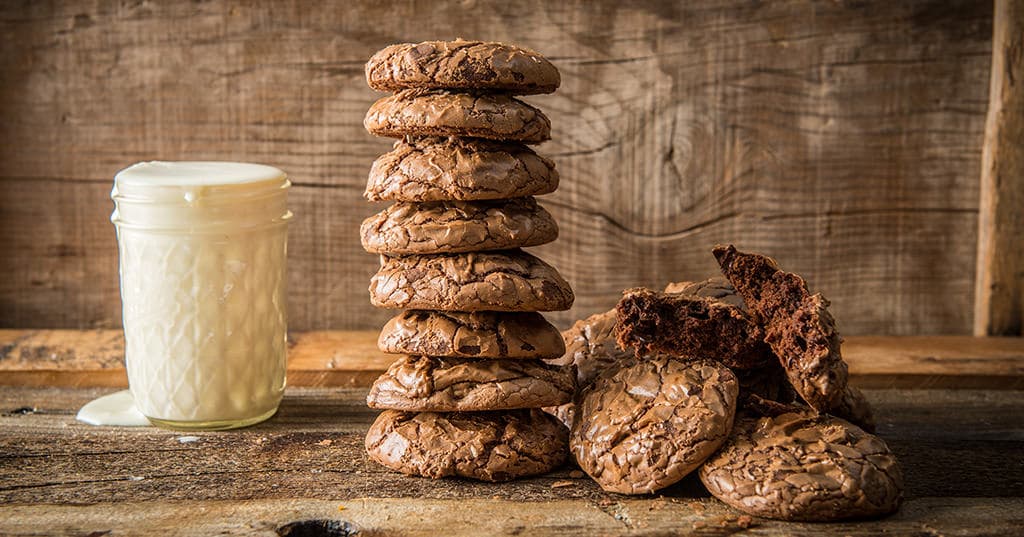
[111,161,292,430]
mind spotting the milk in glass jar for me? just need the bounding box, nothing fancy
[110,161,292,430]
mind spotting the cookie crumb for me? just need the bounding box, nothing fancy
[568,470,585,478]
[551,480,574,488]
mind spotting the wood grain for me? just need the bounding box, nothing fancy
[0,1,994,335]
[1,330,1022,389]
[974,0,1024,336]
[1,386,1022,536]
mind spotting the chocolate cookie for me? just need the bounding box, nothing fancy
[366,355,575,411]
[615,287,773,370]
[366,137,558,202]
[366,39,560,94]
[713,245,849,411]
[832,385,876,433]
[736,363,875,431]
[365,409,568,482]
[361,197,558,255]
[546,310,632,388]
[699,412,903,521]
[543,309,633,429]
[365,89,551,143]
[369,250,574,312]
[571,357,739,494]
[378,310,565,359]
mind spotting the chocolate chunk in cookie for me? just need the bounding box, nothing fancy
[699,412,903,521]
[664,277,747,309]
[367,355,575,412]
[615,287,773,370]
[662,280,694,294]
[366,39,560,95]
[571,357,739,494]
[361,197,558,255]
[378,310,565,359]
[365,89,551,143]
[369,250,574,312]
[366,137,558,202]
[365,409,568,481]
[713,245,849,411]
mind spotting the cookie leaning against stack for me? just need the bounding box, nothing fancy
[360,39,575,482]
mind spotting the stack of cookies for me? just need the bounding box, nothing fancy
[359,40,576,482]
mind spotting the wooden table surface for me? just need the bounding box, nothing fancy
[1,331,1023,536]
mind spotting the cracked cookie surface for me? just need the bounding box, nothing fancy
[546,310,632,389]
[713,245,849,412]
[361,197,558,254]
[365,409,568,482]
[366,39,560,94]
[378,310,564,359]
[369,250,574,312]
[365,89,551,143]
[699,412,903,521]
[367,355,575,411]
[571,357,739,494]
[365,137,558,202]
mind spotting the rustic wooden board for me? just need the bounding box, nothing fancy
[2,330,1023,389]
[2,497,1023,537]
[0,0,994,335]
[1,386,1022,536]
[974,0,1024,337]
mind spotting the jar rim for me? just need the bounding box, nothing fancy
[110,161,292,231]
[115,161,287,188]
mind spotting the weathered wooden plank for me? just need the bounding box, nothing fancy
[1,387,1022,505]
[1,330,1023,389]
[2,497,1023,537]
[0,0,994,335]
[974,0,1024,337]
[0,330,1014,388]
[842,335,1024,389]
[0,329,395,388]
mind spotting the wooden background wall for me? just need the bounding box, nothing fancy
[0,0,997,335]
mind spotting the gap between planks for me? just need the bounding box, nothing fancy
[0,330,1021,389]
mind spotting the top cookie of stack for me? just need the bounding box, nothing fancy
[361,39,575,483]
